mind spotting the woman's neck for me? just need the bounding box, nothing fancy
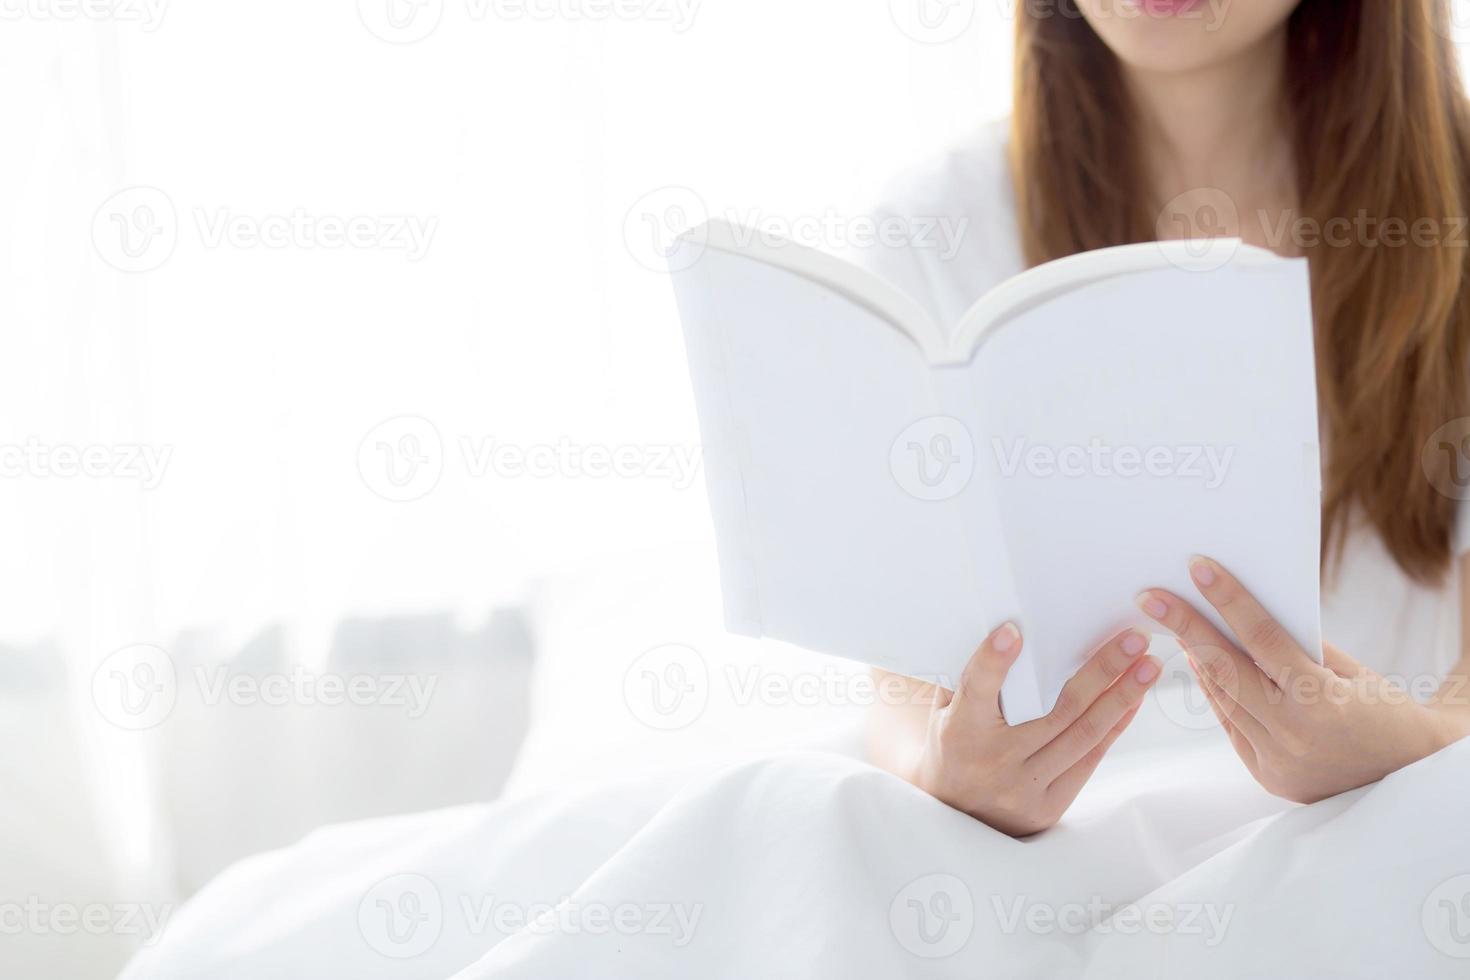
[1120,34,1297,251]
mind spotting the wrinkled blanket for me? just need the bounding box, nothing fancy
[123,731,1470,979]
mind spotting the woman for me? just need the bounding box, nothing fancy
[868,0,1470,836]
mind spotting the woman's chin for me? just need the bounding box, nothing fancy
[1098,36,1257,78]
[1076,0,1298,77]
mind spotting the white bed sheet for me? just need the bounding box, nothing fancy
[122,721,1470,979]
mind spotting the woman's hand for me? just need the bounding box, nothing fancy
[1137,556,1470,804]
[902,623,1161,837]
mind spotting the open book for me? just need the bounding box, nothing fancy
[670,220,1322,724]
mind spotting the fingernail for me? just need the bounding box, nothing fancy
[1135,657,1160,683]
[1135,592,1169,620]
[993,622,1019,653]
[1121,632,1147,656]
[1189,556,1217,587]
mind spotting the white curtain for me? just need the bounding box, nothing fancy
[0,0,1013,916]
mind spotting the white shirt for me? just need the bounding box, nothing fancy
[849,118,1466,691]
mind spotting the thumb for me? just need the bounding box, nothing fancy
[950,621,1023,722]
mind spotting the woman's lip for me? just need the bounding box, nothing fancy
[1132,0,1206,14]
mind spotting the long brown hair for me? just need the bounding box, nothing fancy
[1012,0,1470,583]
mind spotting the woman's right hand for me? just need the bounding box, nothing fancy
[902,623,1161,837]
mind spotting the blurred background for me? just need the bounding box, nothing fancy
[4,1,1469,977]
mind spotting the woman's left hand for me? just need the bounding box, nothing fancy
[1136,556,1470,804]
